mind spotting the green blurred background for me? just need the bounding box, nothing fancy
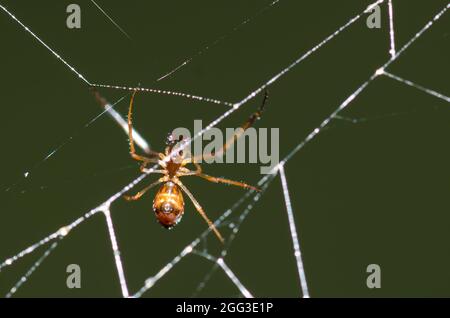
[0,0,449,297]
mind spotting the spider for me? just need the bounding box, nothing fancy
[123,90,268,243]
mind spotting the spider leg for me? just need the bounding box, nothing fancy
[180,172,260,192]
[173,179,224,243]
[192,162,202,174]
[177,167,192,174]
[180,160,202,174]
[139,160,166,173]
[123,177,166,201]
[191,90,269,162]
[127,90,163,162]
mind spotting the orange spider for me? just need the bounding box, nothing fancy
[123,91,268,243]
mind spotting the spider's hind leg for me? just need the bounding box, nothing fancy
[123,177,166,201]
[173,179,225,243]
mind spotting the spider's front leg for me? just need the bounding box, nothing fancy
[178,168,260,192]
[181,158,202,174]
[191,90,268,163]
[127,90,163,163]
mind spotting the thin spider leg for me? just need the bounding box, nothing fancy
[193,162,202,174]
[182,173,260,192]
[177,167,192,174]
[177,158,202,176]
[127,90,162,162]
[173,179,224,243]
[180,161,202,174]
[191,90,269,162]
[176,163,200,176]
[124,177,166,201]
[139,160,165,173]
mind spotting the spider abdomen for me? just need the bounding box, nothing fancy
[153,181,185,229]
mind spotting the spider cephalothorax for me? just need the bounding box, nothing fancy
[123,90,268,243]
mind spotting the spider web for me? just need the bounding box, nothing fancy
[0,0,449,297]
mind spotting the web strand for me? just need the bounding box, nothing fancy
[274,3,449,171]
[232,0,385,109]
[4,94,130,193]
[278,164,310,298]
[190,175,276,297]
[6,239,61,298]
[192,250,253,298]
[388,0,396,58]
[0,3,233,107]
[133,175,276,298]
[103,209,129,298]
[156,0,282,81]
[172,0,387,164]
[0,164,156,272]
[0,0,381,110]
[191,2,449,296]
[382,71,450,103]
[0,0,380,194]
[89,0,131,40]
[0,224,72,272]
[89,83,234,107]
[0,4,91,85]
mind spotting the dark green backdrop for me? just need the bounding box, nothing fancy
[0,0,449,297]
